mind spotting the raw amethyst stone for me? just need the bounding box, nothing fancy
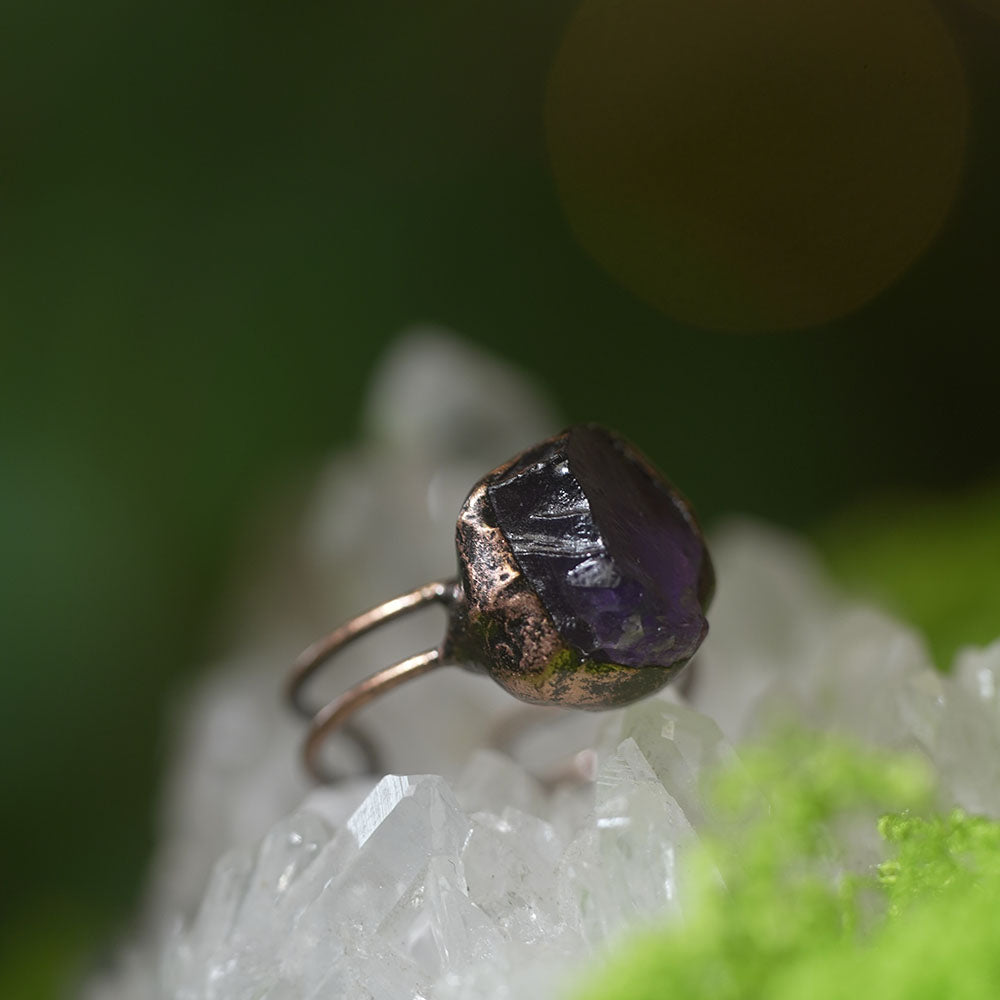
[485,425,713,670]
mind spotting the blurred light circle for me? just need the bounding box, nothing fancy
[545,0,968,332]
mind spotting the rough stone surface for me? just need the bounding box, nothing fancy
[486,425,713,670]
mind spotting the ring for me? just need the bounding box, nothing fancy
[288,423,715,782]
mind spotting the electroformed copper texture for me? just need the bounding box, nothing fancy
[287,424,713,782]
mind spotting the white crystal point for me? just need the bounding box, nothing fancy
[323,774,474,923]
[953,638,1000,715]
[692,518,840,739]
[693,520,950,755]
[558,737,699,950]
[455,748,548,818]
[155,773,482,999]
[362,325,557,463]
[144,646,316,929]
[613,696,739,829]
[160,808,334,999]
[462,807,564,944]
[770,606,941,747]
[916,638,1000,816]
[929,685,1000,817]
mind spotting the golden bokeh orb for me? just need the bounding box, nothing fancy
[545,0,969,331]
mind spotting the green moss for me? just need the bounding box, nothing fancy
[581,659,623,675]
[570,733,1000,1000]
[548,647,581,673]
[530,647,624,690]
[877,808,1000,916]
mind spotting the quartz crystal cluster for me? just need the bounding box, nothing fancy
[84,332,1000,1000]
[92,699,724,1000]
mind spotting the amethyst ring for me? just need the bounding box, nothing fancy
[288,424,714,782]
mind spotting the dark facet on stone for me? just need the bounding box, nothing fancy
[484,425,713,672]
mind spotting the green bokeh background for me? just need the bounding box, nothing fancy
[2,1,998,994]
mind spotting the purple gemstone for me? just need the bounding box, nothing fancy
[486,425,713,670]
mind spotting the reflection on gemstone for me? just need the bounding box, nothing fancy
[486,425,713,670]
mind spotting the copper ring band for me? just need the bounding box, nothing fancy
[287,579,460,782]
